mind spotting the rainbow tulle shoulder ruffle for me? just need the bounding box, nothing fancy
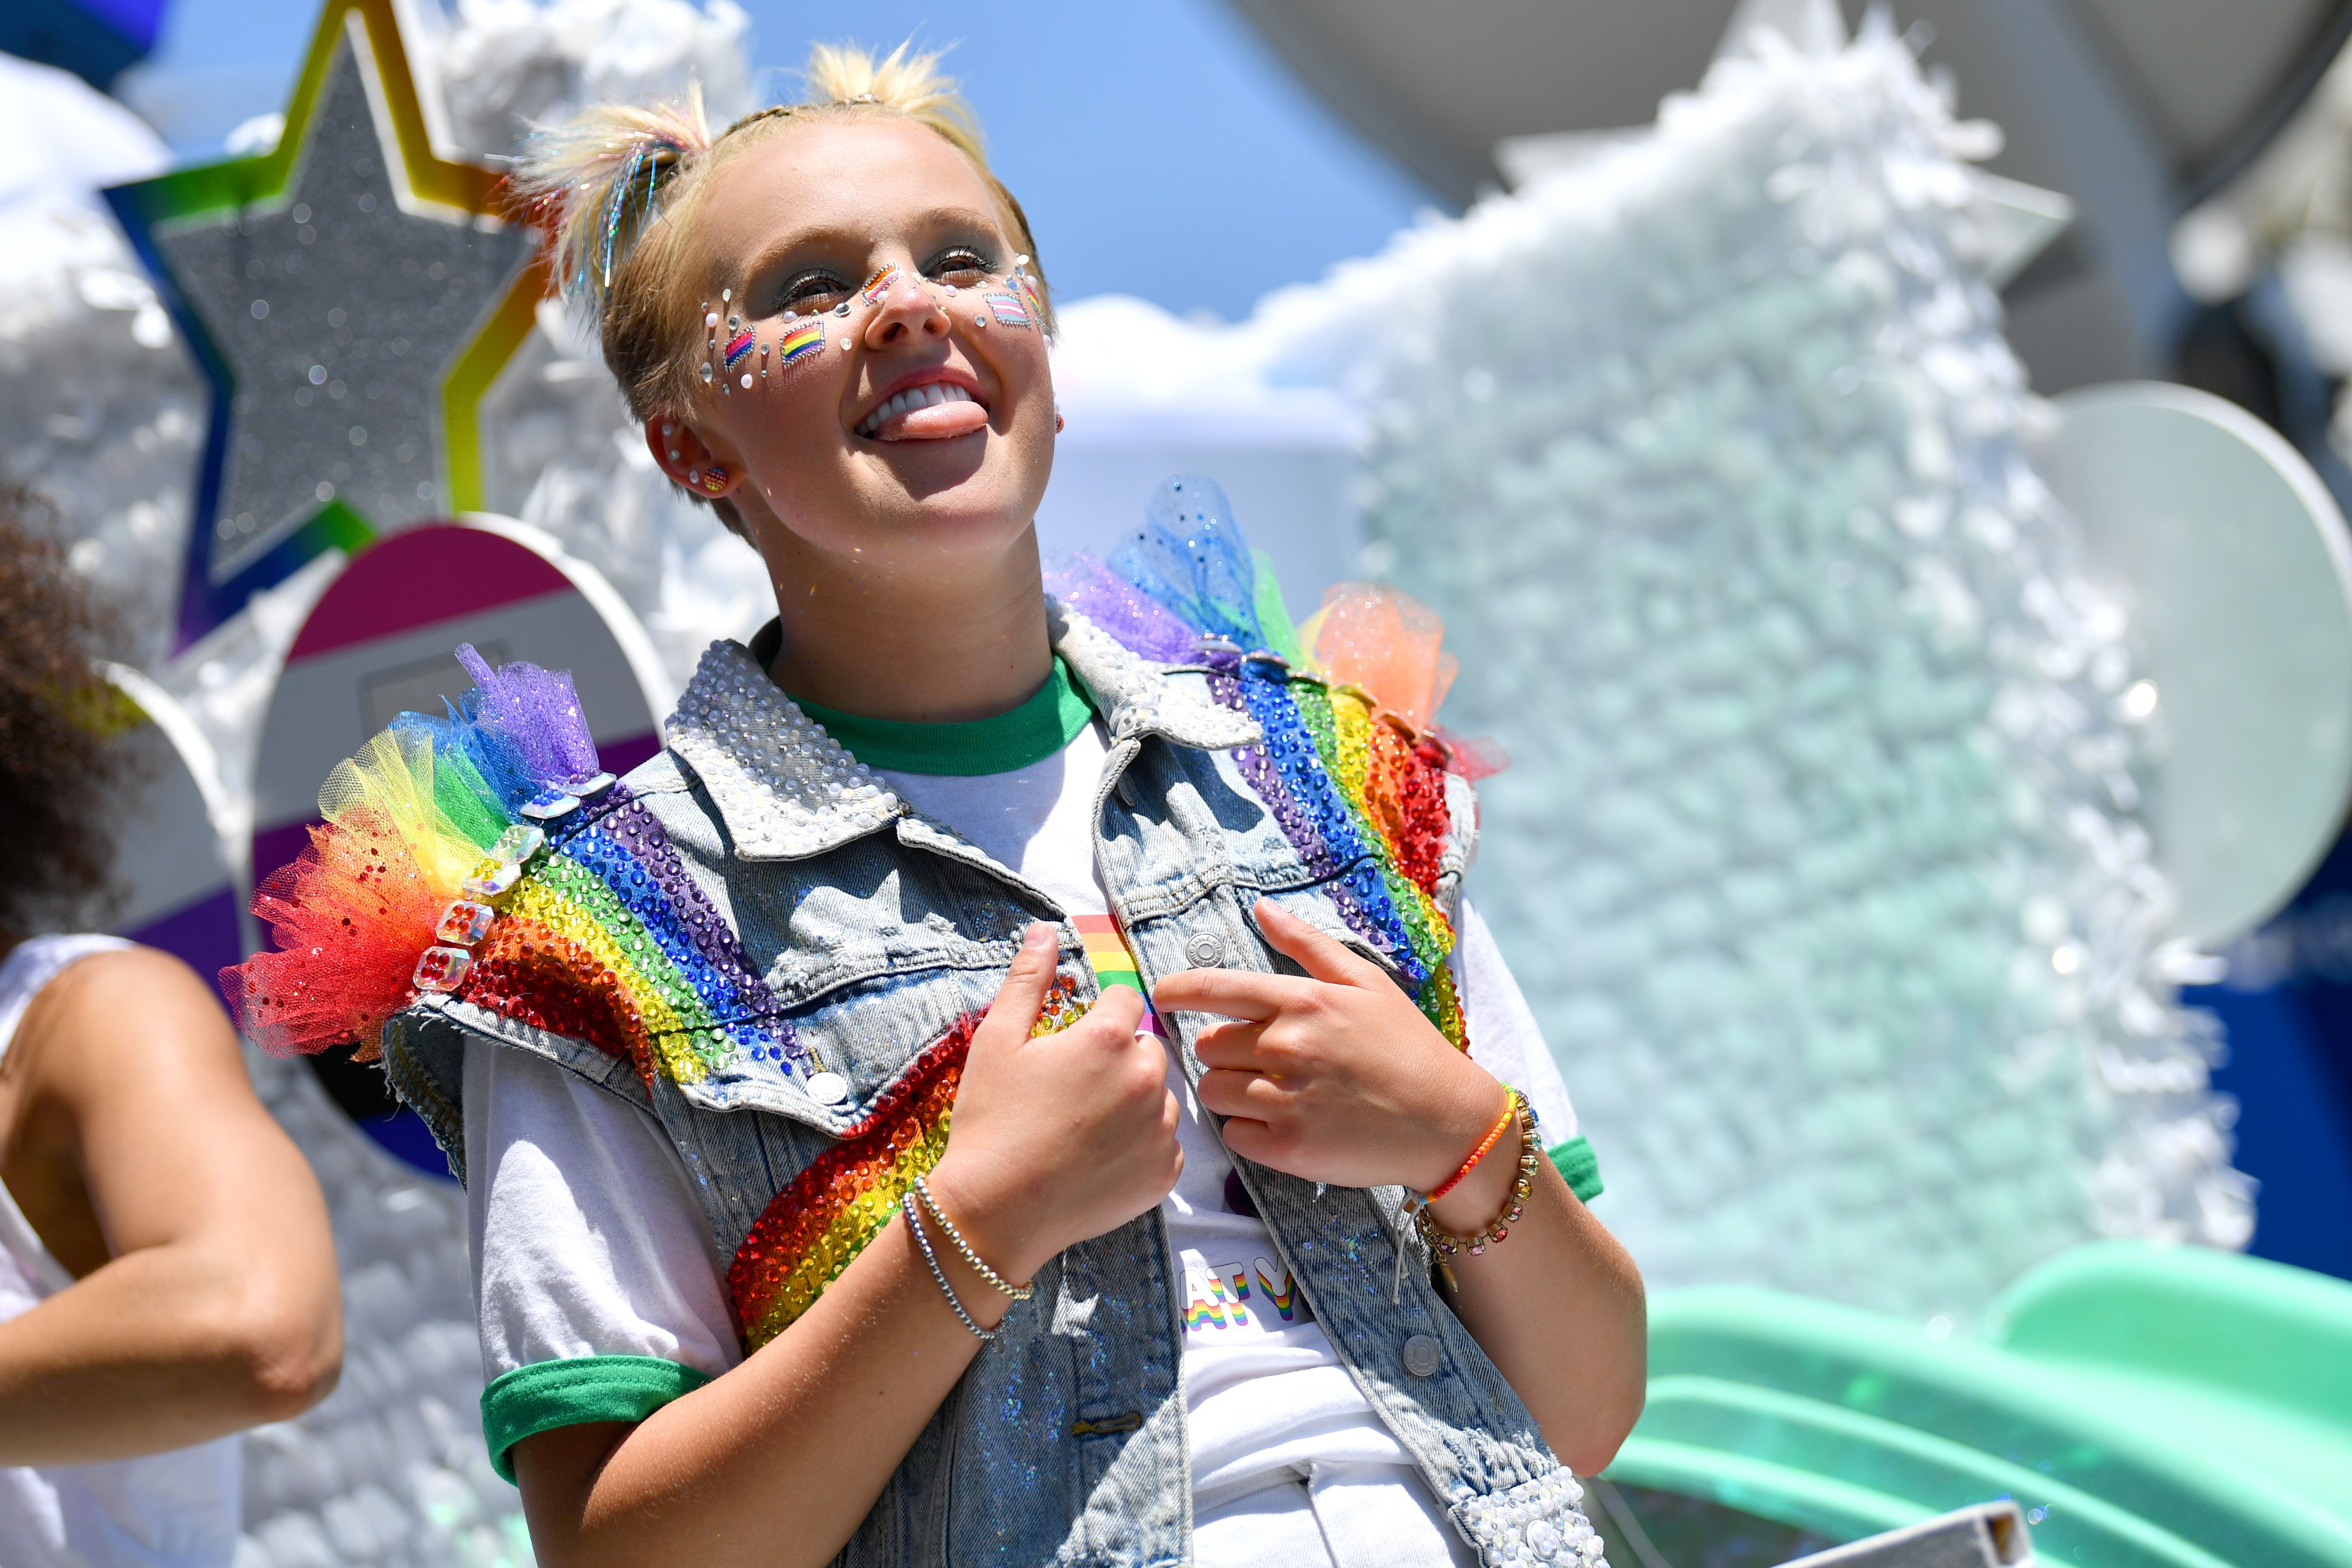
[1049,475,1498,1048]
[224,646,607,1059]
[222,645,800,1085]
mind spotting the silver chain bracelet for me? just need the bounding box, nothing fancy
[902,1189,996,1341]
[910,1175,1034,1300]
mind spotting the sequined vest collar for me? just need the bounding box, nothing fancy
[663,600,1260,864]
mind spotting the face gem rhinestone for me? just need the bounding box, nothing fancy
[435,898,497,945]
[721,288,731,302]
[975,313,992,328]
[705,311,719,327]
[461,856,523,899]
[699,362,713,383]
[413,944,473,991]
[740,372,754,389]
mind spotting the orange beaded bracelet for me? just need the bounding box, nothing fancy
[1425,1087,1521,1204]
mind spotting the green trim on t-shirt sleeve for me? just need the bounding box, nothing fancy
[1548,1136,1603,1203]
[790,656,1096,775]
[479,1355,713,1483]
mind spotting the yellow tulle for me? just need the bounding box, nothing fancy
[318,726,490,903]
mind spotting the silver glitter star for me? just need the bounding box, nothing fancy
[146,20,533,583]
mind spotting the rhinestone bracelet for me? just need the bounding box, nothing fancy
[910,1175,1034,1301]
[902,1190,996,1341]
[1414,1095,1539,1261]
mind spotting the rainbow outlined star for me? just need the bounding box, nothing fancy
[106,0,549,650]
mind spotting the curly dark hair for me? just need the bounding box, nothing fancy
[0,495,127,938]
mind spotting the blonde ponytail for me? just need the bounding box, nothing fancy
[511,86,712,317]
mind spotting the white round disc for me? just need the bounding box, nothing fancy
[2028,382,2352,947]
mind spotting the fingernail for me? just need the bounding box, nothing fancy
[1023,924,1054,951]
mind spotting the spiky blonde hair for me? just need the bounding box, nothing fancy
[512,42,1051,431]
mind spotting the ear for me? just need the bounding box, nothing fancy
[643,414,739,499]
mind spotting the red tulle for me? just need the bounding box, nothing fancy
[222,803,445,1060]
[1305,583,1508,782]
[1306,583,1456,729]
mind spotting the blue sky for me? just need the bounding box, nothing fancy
[124,0,1436,321]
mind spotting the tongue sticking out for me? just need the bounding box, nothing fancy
[874,397,989,442]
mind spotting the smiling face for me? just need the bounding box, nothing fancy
[654,117,1056,584]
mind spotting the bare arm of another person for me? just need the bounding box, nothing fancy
[0,946,343,1464]
[1156,900,1648,1475]
[510,924,1182,1568]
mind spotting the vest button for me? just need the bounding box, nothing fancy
[1403,1334,1443,1378]
[1185,933,1224,967]
[806,1072,850,1105]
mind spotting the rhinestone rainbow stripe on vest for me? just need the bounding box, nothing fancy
[462,788,807,1087]
[725,979,1086,1350]
[222,646,808,1086]
[1050,476,1474,1049]
[726,1019,968,1350]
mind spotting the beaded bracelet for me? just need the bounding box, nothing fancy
[902,1191,996,1341]
[910,1175,1034,1301]
[1414,1095,1539,1261]
[1426,1087,1522,1205]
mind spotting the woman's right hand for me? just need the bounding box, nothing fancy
[925,923,1180,1283]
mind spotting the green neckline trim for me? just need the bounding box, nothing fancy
[480,1355,713,1483]
[790,657,1094,776]
[1548,1135,1604,1204]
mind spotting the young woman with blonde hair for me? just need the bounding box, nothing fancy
[230,41,1644,1568]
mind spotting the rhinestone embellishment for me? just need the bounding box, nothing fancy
[1455,1470,1605,1568]
[664,641,905,859]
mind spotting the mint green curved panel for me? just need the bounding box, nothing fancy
[1603,1243,2352,1568]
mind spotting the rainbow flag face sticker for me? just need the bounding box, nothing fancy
[983,291,1032,329]
[778,322,826,366]
[1075,913,1162,1035]
[724,331,754,367]
[860,264,901,306]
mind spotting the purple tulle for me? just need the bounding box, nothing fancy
[455,643,604,794]
[1047,552,1200,663]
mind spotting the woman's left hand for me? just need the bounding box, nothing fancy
[1151,898,1508,1196]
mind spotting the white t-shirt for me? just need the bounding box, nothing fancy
[467,724,1579,1567]
[0,936,244,1568]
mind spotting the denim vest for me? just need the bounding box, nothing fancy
[383,605,1596,1568]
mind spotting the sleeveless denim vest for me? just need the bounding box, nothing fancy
[382,606,1597,1568]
